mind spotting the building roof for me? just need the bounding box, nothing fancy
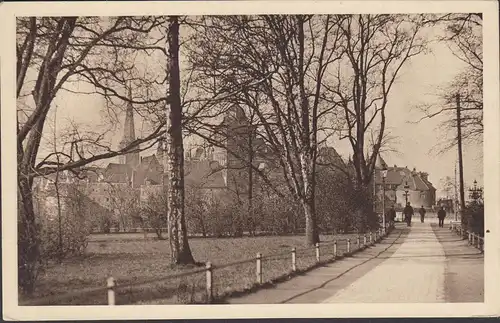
[104,163,133,184]
[185,160,227,188]
[374,165,435,192]
[317,146,345,169]
[421,174,436,191]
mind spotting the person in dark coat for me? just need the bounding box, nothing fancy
[419,206,426,223]
[403,202,414,227]
[387,205,397,226]
[437,206,447,228]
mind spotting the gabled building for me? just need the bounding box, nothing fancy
[374,156,437,209]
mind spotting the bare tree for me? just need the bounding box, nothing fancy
[16,16,170,294]
[141,185,169,240]
[327,14,427,229]
[416,14,483,153]
[439,175,456,199]
[189,15,345,245]
[104,182,141,231]
[165,16,196,265]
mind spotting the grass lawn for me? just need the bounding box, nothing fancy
[21,232,364,305]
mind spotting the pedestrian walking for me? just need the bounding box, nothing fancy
[419,206,426,223]
[403,202,414,227]
[437,206,447,228]
[387,205,396,227]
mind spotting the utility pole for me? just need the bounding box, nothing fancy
[454,160,459,221]
[456,93,466,224]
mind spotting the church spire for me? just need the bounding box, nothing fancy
[123,86,136,142]
[119,84,140,168]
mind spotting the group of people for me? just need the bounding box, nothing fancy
[385,203,448,227]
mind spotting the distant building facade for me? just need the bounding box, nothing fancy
[34,96,283,232]
[374,157,437,210]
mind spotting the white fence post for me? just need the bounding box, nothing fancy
[356,236,360,250]
[107,277,115,306]
[363,234,367,247]
[315,243,320,263]
[369,232,373,245]
[206,262,213,303]
[256,253,263,284]
[333,240,337,258]
[291,248,297,272]
[347,239,351,254]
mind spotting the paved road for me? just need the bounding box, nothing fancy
[227,219,483,304]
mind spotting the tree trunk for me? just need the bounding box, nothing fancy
[166,15,195,265]
[302,160,319,245]
[353,183,372,232]
[303,196,319,245]
[18,174,39,295]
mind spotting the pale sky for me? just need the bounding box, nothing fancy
[32,17,483,199]
[331,39,483,196]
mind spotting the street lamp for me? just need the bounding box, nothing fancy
[403,181,410,222]
[469,179,483,202]
[381,165,388,232]
[375,155,388,231]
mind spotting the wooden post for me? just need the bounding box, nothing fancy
[256,253,262,284]
[468,232,471,245]
[357,236,360,250]
[315,243,320,263]
[205,262,213,303]
[476,235,480,249]
[333,240,337,258]
[107,277,115,306]
[291,248,297,272]
[363,234,367,247]
[347,239,351,254]
[369,232,373,245]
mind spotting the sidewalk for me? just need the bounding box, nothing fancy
[323,220,446,303]
[227,225,409,304]
[226,219,484,304]
[431,222,484,302]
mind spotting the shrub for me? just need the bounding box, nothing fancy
[140,186,168,240]
[464,200,484,236]
[36,184,95,261]
[253,189,302,235]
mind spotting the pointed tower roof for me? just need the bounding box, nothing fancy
[375,154,388,169]
[121,86,136,144]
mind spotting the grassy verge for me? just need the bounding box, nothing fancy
[21,233,366,305]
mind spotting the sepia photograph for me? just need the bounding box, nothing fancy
[1,0,499,320]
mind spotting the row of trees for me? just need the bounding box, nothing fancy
[17,14,480,295]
